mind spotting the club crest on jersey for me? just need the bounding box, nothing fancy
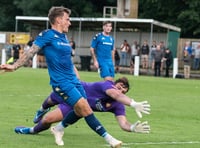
[54,34,59,38]
[106,103,111,108]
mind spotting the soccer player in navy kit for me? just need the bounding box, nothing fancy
[15,77,150,146]
[0,6,122,148]
[90,21,115,81]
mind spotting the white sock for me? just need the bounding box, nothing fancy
[103,133,113,143]
[40,106,44,111]
[55,122,65,131]
[29,127,34,133]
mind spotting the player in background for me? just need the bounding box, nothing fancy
[15,77,150,146]
[0,6,123,148]
[90,21,115,81]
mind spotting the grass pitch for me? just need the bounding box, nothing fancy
[0,68,200,148]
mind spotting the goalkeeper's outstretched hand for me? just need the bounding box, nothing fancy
[131,121,150,133]
[130,100,150,118]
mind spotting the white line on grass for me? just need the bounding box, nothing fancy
[123,141,200,146]
[105,141,200,148]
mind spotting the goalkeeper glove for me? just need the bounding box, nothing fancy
[130,121,150,133]
[130,100,150,118]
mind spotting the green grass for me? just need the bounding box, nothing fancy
[0,68,200,148]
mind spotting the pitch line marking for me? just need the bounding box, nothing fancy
[105,141,200,148]
[123,141,200,146]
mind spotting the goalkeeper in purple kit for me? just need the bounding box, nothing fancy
[15,77,151,146]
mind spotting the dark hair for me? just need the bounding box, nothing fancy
[48,6,71,25]
[115,77,130,92]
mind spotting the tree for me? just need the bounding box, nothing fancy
[1,0,200,38]
[0,0,22,31]
[138,0,200,38]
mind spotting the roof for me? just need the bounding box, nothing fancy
[15,16,181,32]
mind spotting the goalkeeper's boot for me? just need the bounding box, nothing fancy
[50,126,64,146]
[108,137,122,148]
[15,127,31,134]
[33,108,50,123]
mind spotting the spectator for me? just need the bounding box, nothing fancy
[120,40,130,66]
[24,36,34,67]
[3,41,12,61]
[183,41,192,78]
[150,40,157,69]
[164,48,173,77]
[70,37,76,57]
[130,41,140,74]
[90,21,115,81]
[152,45,164,76]
[27,36,34,47]
[70,38,76,62]
[12,40,21,63]
[140,40,149,70]
[193,43,200,70]
[114,48,120,73]
[159,41,166,71]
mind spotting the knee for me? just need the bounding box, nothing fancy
[42,115,54,124]
[74,98,93,117]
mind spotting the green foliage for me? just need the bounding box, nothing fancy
[0,68,200,148]
[0,0,22,31]
[139,0,200,38]
[1,0,200,37]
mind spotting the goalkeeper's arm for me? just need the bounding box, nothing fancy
[116,116,150,133]
[106,88,151,118]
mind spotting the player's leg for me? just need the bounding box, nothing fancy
[52,85,122,147]
[99,61,115,81]
[15,106,65,134]
[33,92,64,123]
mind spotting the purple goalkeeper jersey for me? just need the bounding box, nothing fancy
[57,80,126,117]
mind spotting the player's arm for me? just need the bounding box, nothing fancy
[73,66,80,79]
[0,44,40,71]
[112,49,115,63]
[115,115,150,133]
[106,88,150,118]
[90,47,98,68]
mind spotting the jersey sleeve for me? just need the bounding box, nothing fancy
[101,81,115,92]
[111,102,126,116]
[34,29,53,48]
[90,33,100,48]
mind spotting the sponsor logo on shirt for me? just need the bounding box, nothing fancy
[102,42,112,45]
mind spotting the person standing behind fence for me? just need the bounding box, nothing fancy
[183,41,192,78]
[90,21,115,81]
[12,40,21,63]
[70,38,76,62]
[140,40,149,70]
[152,45,164,76]
[150,41,157,69]
[193,43,200,70]
[3,41,12,61]
[130,41,139,74]
[163,48,173,77]
[114,48,120,73]
[159,41,166,71]
[120,40,130,66]
[25,37,34,67]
